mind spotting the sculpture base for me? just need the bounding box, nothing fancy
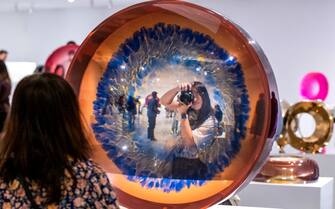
[254,155,319,183]
[239,177,333,209]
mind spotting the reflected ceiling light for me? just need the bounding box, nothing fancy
[68,0,75,3]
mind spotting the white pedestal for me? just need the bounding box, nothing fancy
[238,177,333,209]
[308,154,335,209]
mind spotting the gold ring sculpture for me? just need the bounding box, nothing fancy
[285,101,333,153]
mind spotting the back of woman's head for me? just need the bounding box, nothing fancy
[0,73,91,203]
[0,60,9,81]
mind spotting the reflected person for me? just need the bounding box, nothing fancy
[135,96,142,115]
[214,104,223,127]
[268,92,279,138]
[147,91,160,141]
[251,93,266,139]
[117,95,126,117]
[126,95,137,130]
[161,81,215,179]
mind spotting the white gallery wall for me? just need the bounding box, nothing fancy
[0,0,335,148]
[0,7,115,64]
[0,0,334,103]
[195,0,335,106]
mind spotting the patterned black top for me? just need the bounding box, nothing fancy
[0,159,120,209]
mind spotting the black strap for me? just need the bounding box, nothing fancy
[17,176,40,209]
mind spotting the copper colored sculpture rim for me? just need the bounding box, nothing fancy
[66,1,280,208]
[227,16,281,197]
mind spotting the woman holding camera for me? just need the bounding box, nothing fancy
[161,81,216,179]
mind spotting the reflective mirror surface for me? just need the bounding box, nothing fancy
[67,1,281,208]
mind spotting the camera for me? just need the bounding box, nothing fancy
[178,90,194,105]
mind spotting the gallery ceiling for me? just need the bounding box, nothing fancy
[0,0,146,12]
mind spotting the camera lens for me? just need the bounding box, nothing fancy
[179,90,194,105]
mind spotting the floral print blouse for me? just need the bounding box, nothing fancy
[0,159,120,209]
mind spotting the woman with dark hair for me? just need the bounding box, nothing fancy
[161,81,216,179]
[0,60,11,132]
[0,74,119,208]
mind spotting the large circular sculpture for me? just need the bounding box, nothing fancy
[44,42,79,78]
[67,1,281,208]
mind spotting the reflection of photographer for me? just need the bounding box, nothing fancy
[161,81,216,179]
[147,91,160,141]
